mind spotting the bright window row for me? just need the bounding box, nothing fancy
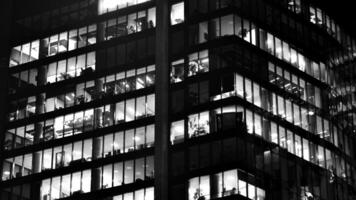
[113,187,154,200]
[189,169,265,200]
[99,0,184,25]
[95,124,155,156]
[9,25,96,67]
[10,51,95,94]
[46,52,96,83]
[102,7,156,40]
[170,72,350,156]
[9,65,155,122]
[99,156,154,189]
[244,107,349,179]
[45,25,96,57]
[234,73,334,140]
[189,14,329,83]
[1,153,32,181]
[211,73,328,139]
[98,0,151,15]
[40,155,154,199]
[2,139,90,181]
[268,62,322,108]
[4,94,155,150]
[171,72,347,152]
[9,41,39,67]
[171,103,351,181]
[41,170,91,199]
[2,124,154,181]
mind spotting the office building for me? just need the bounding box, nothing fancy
[0,0,356,200]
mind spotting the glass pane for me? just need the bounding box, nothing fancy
[114,162,123,186]
[103,164,113,188]
[61,175,71,198]
[82,170,91,193]
[125,129,134,152]
[51,177,60,199]
[170,120,184,144]
[135,158,145,181]
[136,96,146,119]
[135,127,145,150]
[41,179,51,200]
[71,172,81,194]
[145,156,154,179]
[125,99,135,122]
[221,15,234,36]
[124,160,134,184]
[146,125,154,147]
[146,94,155,116]
[224,170,238,195]
[171,2,184,25]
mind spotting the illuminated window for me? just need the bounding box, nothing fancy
[189,176,210,200]
[171,59,184,83]
[9,40,40,67]
[171,120,185,144]
[188,50,209,76]
[188,111,210,138]
[171,2,184,25]
[99,0,151,15]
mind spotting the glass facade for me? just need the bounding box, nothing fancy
[1,0,356,200]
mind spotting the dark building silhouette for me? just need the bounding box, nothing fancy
[0,0,356,200]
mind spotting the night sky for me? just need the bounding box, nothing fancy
[322,0,356,37]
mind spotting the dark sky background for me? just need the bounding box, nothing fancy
[322,0,356,37]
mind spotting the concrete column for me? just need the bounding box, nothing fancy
[39,39,49,59]
[108,104,115,126]
[32,55,48,200]
[37,65,48,85]
[94,108,103,129]
[262,119,270,140]
[261,89,269,111]
[97,23,106,71]
[90,78,105,194]
[91,168,102,191]
[94,78,104,99]
[34,65,48,142]
[154,0,170,200]
[92,137,102,159]
[98,22,106,43]
[91,138,103,191]
[32,152,42,174]
[34,96,45,144]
